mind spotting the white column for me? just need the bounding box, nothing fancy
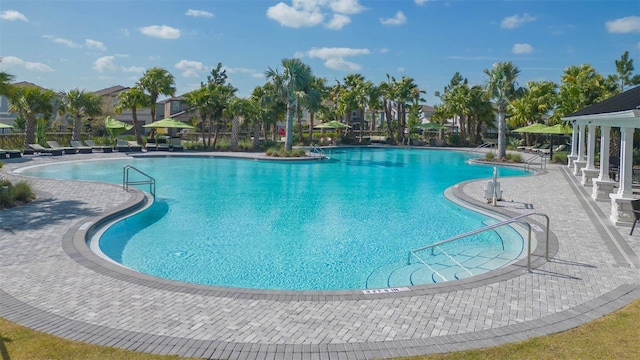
[597,126,611,181]
[585,125,596,170]
[609,127,637,226]
[568,122,579,167]
[592,126,616,201]
[573,124,587,176]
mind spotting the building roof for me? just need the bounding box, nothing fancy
[13,81,45,90]
[93,85,129,97]
[159,96,186,103]
[568,86,640,117]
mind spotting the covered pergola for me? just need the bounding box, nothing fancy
[562,86,640,226]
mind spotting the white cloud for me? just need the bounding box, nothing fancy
[501,13,536,29]
[304,47,370,71]
[267,2,324,28]
[93,56,118,72]
[0,10,28,21]
[414,0,430,5]
[325,57,361,71]
[380,11,407,26]
[267,0,364,28]
[186,9,214,18]
[512,43,533,54]
[139,25,181,39]
[326,14,351,30]
[43,35,81,48]
[175,59,205,77]
[224,66,263,78]
[606,16,640,33]
[329,0,365,15]
[1,56,53,72]
[85,39,106,51]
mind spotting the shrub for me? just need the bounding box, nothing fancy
[485,152,495,160]
[505,153,523,163]
[552,152,568,164]
[447,133,461,146]
[0,180,34,209]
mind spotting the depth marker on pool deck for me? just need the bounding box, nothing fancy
[362,287,411,294]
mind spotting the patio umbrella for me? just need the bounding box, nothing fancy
[143,118,195,129]
[104,116,133,138]
[511,123,548,133]
[0,122,13,129]
[537,124,572,134]
[417,123,447,131]
[314,121,351,129]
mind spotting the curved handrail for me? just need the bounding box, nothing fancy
[308,145,328,159]
[468,142,495,153]
[407,212,549,275]
[123,165,156,199]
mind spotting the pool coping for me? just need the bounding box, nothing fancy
[59,155,556,301]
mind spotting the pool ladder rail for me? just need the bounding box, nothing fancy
[407,212,550,281]
[123,165,156,199]
[308,145,329,159]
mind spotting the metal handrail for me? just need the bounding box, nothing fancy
[123,165,156,199]
[524,153,546,171]
[468,142,495,153]
[407,212,550,275]
[308,145,328,159]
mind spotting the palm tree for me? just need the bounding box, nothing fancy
[303,76,327,144]
[137,67,176,136]
[58,89,103,141]
[0,60,15,97]
[364,81,382,132]
[8,86,56,147]
[484,61,523,159]
[114,87,151,144]
[265,58,312,150]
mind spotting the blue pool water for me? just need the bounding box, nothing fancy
[22,148,528,290]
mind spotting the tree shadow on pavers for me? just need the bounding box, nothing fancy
[0,333,11,360]
[531,268,583,280]
[0,198,101,234]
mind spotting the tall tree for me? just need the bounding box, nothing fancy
[114,87,151,144]
[8,86,56,147]
[265,58,312,150]
[484,61,523,159]
[58,89,103,141]
[137,67,176,136]
[610,51,640,92]
[0,60,15,97]
[303,76,327,144]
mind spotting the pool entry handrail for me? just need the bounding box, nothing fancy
[467,142,495,153]
[308,145,328,159]
[123,165,156,199]
[524,153,547,171]
[407,212,550,278]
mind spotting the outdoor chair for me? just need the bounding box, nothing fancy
[69,140,93,154]
[0,149,22,158]
[170,137,184,151]
[145,138,158,151]
[46,140,76,154]
[83,139,113,153]
[27,144,62,156]
[155,138,170,151]
[127,141,143,152]
[630,199,640,235]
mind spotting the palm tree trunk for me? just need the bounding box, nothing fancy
[308,112,315,144]
[253,123,261,150]
[132,109,142,144]
[231,117,239,151]
[497,111,507,158]
[72,115,82,141]
[24,116,36,147]
[285,103,294,150]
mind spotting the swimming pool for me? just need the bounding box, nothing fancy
[21,148,528,290]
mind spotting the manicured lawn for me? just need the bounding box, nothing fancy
[1,298,639,360]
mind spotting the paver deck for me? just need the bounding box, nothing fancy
[1,149,639,359]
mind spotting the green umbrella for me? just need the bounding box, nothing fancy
[0,122,14,129]
[511,123,548,133]
[314,120,351,129]
[143,118,195,129]
[537,124,572,134]
[104,116,133,138]
[417,122,447,131]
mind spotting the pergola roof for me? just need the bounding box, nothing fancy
[562,86,640,128]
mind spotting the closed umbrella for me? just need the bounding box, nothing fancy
[104,116,133,138]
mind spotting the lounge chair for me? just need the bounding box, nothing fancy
[169,137,183,151]
[46,140,76,154]
[116,139,142,152]
[522,143,542,153]
[0,149,22,158]
[83,139,113,153]
[69,140,93,154]
[630,199,640,235]
[145,138,158,151]
[155,138,170,151]
[27,144,62,156]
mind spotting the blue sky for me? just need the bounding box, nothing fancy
[1,0,639,104]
